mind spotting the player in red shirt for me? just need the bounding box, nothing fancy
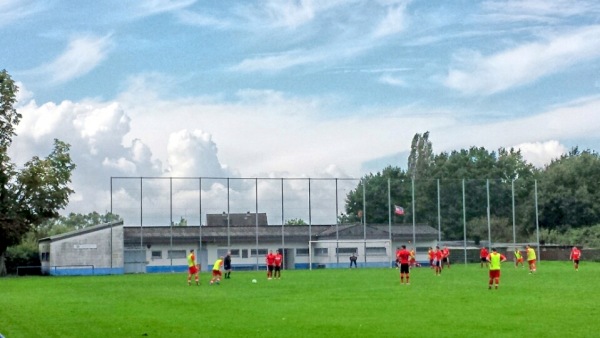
[433,246,443,276]
[570,246,581,271]
[274,250,283,279]
[442,247,450,269]
[265,250,276,280]
[480,247,488,268]
[396,245,412,285]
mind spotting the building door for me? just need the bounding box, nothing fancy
[124,249,146,273]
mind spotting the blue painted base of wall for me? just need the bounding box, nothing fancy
[44,267,124,276]
[146,265,188,273]
[41,261,432,275]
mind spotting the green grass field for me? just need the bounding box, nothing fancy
[1,262,598,338]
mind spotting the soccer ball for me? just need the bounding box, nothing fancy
[252,279,257,284]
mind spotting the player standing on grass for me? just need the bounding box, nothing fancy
[210,256,224,285]
[428,247,434,268]
[442,247,451,269]
[526,245,537,273]
[486,248,506,289]
[397,245,412,285]
[274,250,283,279]
[514,248,524,268]
[433,246,443,276]
[480,247,488,268]
[187,249,200,286]
[224,251,232,279]
[570,246,581,271]
[266,250,276,280]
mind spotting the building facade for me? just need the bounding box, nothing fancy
[39,214,438,275]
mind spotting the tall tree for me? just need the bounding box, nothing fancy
[0,69,76,276]
[407,131,433,180]
[537,149,600,230]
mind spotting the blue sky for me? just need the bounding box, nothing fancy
[3,0,600,215]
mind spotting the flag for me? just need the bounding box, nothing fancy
[394,205,404,215]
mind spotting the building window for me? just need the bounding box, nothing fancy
[242,249,249,258]
[314,248,328,256]
[230,249,240,256]
[296,248,309,256]
[151,251,162,260]
[366,247,387,256]
[167,250,186,259]
[250,249,268,257]
[336,247,358,255]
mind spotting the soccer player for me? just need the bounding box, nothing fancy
[570,246,581,271]
[480,247,488,268]
[442,247,451,269]
[433,246,443,276]
[187,249,199,286]
[224,251,232,279]
[486,248,506,289]
[397,245,412,285]
[409,248,420,268]
[526,245,537,274]
[210,256,224,285]
[349,252,358,268]
[265,250,276,280]
[514,248,524,268]
[274,250,283,279]
[428,247,434,268]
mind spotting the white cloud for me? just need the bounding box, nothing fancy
[166,129,231,177]
[480,0,600,23]
[0,0,46,27]
[30,34,113,84]
[372,2,409,38]
[379,74,407,87]
[515,140,567,168]
[443,25,600,95]
[237,0,347,30]
[135,0,196,17]
[11,98,163,214]
[230,50,324,73]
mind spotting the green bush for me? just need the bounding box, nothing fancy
[5,243,41,275]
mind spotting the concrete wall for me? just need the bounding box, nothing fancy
[42,224,124,275]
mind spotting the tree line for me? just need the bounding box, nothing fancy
[343,132,600,247]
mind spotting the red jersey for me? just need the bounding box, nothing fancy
[274,253,283,267]
[428,250,434,260]
[480,248,488,258]
[435,250,443,260]
[571,248,581,260]
[397,249,411,264]
[442,248,450,258]
[266,253,276,265]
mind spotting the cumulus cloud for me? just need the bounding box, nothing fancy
[166,129,232,177]
[11,98,164,214]
[443,25,600,95]
[515,140,567,168]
